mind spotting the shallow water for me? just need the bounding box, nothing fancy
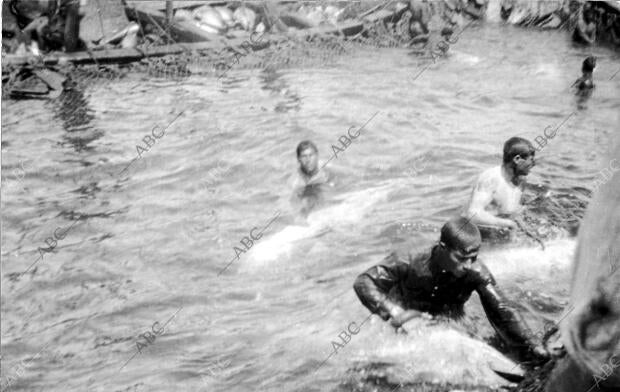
[1,22,619,392]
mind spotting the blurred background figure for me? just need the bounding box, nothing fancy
[463,0,489,20]
[573,1,597,45]
[545,144,620,392]
[6,0,84,53]
[407,0,432,45]
[442,0,465,29]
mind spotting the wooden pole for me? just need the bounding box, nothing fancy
[165,0,174,39]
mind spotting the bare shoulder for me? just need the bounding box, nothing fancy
[475,166,501,190]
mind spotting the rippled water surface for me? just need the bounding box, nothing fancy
[2,22,619,392]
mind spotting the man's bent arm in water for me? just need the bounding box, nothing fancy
[466,175,518,229]
[354,253,542,354]
[476,278,539,351]
[353,252,410,321]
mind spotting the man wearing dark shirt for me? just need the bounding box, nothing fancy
[573,56,596,91]
[353,217,549,360]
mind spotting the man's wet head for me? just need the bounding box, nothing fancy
[504,137,536,177]
[435,217,481,277]
[297,140,319,177]
[582,56,596,75]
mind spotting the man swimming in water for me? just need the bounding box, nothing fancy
[463,137,536,232]
[289,140,333,217]
[353,217,549,360]
[573,56,596,91]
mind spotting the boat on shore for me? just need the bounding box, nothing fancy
[2,0,388,68]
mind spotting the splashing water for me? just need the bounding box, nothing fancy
[246,183,394,265]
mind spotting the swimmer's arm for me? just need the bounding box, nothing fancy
[286,174,306,212]
[324,169,336,187]
[288,173,305,197]
[466,177,516,228]
[353,253,409,321]
[476,278,538,351]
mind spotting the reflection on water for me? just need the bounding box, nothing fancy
[575,87,594,110]
[54,88,95,131]
[259,68,302,113]
[1,21,619,392]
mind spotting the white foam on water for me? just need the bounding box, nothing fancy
[245,184,393,265]
[340,239,576,387]
[451,50,482,66]
[349,318,520,387]
[482,238,576,280]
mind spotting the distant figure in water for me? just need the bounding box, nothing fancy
[463,137,536,238]
[353,217,549,361]
[9,0,83,52]
[289,140,333,217]
[407,0,431,45]
[572,3,596,45]
[463,0,488,20]
[573,56,596,91]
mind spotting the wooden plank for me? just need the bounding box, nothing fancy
[2,38,266,66]
[125,1,226,13]
[165,1,174,25]
[362,8,402,24]
[32,69,66,91]
[2,17,364,67]
[292,20,364,37]
[359,1,394,18]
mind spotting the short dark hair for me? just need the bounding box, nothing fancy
[582,56,596,73]
[503,137,535,164]
[296,140,318,157]
[441,27,454,37]
[440,217,481,252]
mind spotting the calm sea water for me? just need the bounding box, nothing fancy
[1,22,619,392]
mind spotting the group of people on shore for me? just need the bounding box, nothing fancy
[290,137,555,363]
[571,0,620,47]
[396,0,489,46]
[2,0,83,55]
